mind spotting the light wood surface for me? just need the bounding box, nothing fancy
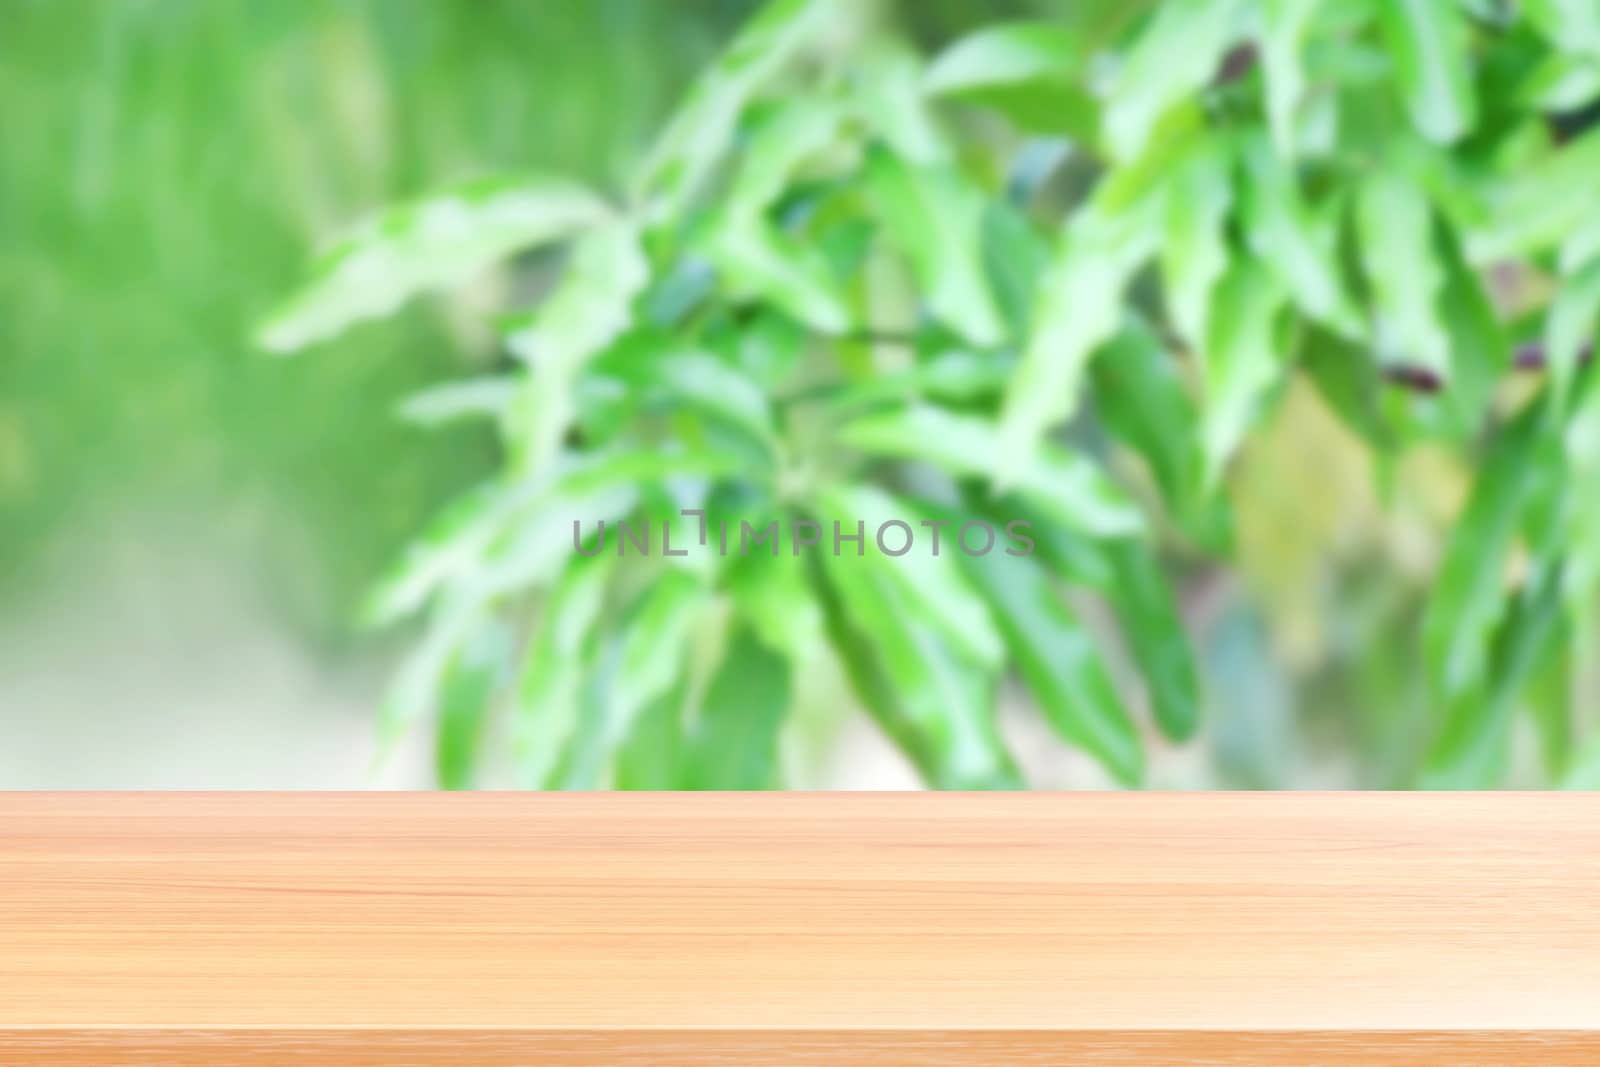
[1,792,1597,1064]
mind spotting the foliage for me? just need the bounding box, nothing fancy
[0,1,731,628]
[270,0,1600,789]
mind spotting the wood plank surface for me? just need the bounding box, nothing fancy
[1,792,1597,1064]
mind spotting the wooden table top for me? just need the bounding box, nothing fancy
[1,792,1597,1064]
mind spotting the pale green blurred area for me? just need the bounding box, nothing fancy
[0,0,749,785]
[0,1,1584,788]
[0,0,1034,787]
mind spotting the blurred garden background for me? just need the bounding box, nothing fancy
[2,0,1597,789]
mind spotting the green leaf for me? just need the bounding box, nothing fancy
[684,624,792,788]
[376,585,489,762]
[1423,398,1550,703]
[981,198,1052,337]
[815,483,1006,668]
[996,200,1160,482]
[1565,371,1600,614]
[1357,170,1451,380]
[1561,213,1600,277]
[924,22,1099,138]
[1403,139,1488,234]
[1300,326,1390,451]
[504,224,650,361]
[821,349,1013,413]
[588,329,774,441]
[475,482,637,598]
[852,43,948,165]
[614,585,730,790]
[505,221,650,475]
[924,21,1076,91]
[1520,407,1571,579]
[1103,0,1246,161]
[397,377,517,430]
[867,151,1006,346]
[436,620,513,790]
[514,552,615,788]
[544,448,733,497]
[259,177,610,352]
[614,687,688,789]
[816,540,1020,789]
[1472,129,1600,259]
[1527,632,1575,784]
[644,258,718,328]
[725,96,846,218]
[1005,498,1117,590]
[1258,0,1323,156]
[1097,104,1207,215]
[840,404,1145,538]
[1161,137,1234,349]
[654,350,777,451]
[954,523,1142,785]
[1090,321,1224,545]
[1376,0,1477,144]
[361,481,515,627]
[598,569,709,760]
[720,311,809,387]
[706,216,851,334]
[639,0,836,216]
[1092,323,1198,504]
[1523,0,1600,62]
[1239,133,1360,337]
[728,549,824,664]
[1199,260,1289,486]
[1105,540,1202,742]
[1546,257,1600,399]
[1519,51,1600,111]
[811,560,929,764]
[1431,223,1509,436]
[1423,564,1565,789]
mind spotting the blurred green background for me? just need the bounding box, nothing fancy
[2,0,1593,789]
[0,0,1020,786]
[1,1,752,785]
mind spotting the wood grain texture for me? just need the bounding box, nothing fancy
[3,1030,1600,1066]
[1,793,1597,1065]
